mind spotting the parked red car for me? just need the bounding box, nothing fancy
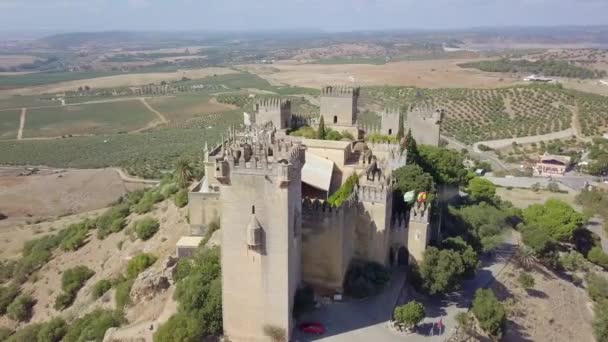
[299,322,325,335]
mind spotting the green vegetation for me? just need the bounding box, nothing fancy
[518,272,535,289]
[522,199,585,241]
[459,59,607,79]
[392,164,435,199]
[114,278,135,309]
[63,309,124,342]
[588,247,608,270]
[126,253,157,279]
[156,247,222,341]
[366,133,398,143]
[467,177,496,203]
[54,266,95,311]
[343,261,390,298]
[576,189,608,224]
[7,294,35,322]
[583,138,608,176]
[175,159,193,188]
[25,100,156,138]
[134,217,160,241]
[0,109,20,140]
[174,189,189,208]
[60,219,95,251]
[417,247,466,295]
[92,279,112,299]
[96,203,130,239]
[0,284,19,315]
[36,317,68,342]
[393,301,425,331]
[0,71,124,88]
[289,125,347,141]
[471,289,505,338]
[314,56,387,65]
[327,173,358,208]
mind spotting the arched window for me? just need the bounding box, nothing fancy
[388,129,393,135]
[333,116,338,124]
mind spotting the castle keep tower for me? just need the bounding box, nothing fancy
[380,108,401,136]
[406,105,443,147]
[217,131,305,341]
[320,85,360,126]
[407,203,432,265]
[254,98,292,130]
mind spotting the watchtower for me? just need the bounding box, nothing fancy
[407,202,432,265]
[320,85,360,127]
[406,104,443,146]
[218,131,305,342]
[380,108,401,136]
[254,98,292,130]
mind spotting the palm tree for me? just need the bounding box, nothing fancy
[515,246,536,270]
[175,159,193,189]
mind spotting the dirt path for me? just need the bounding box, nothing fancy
[0,95,176,113]
[17,108,26,140]
[473,128,576,151]
[111,167,160,185]
[139,97,168,124]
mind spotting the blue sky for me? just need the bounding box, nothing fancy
[0,0,607,32]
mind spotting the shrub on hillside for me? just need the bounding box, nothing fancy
[115,278,135,309]
[134,217,160,241]
[0,284,20,314]
[63,309,124,342]
[0,327,12,340]
[92,279,112,299]
[518,272,535,289]
[472,289,505,337]
[126,253,157,279]
[586,273,608,302]
[96,203,130,239]
[7,294,35,322]
[593,300,608,342]
[153,312,205,342]
[172,259,192,283]
[55,266,95,310]
[560,251,588,272]
[37,317,68,342]
[174,189,188,208]
[588,247,608,269]
[4,324,40,341]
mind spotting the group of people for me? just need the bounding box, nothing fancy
[428,318,444,337]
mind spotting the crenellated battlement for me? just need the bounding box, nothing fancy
[356,184,391,203]
[408,103,443,123]
[301,197,354,217]
[409,203,431,223]
[391,211,409,230]
[256,98,291,111]
[321,85,360,98]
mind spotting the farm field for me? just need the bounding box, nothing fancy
[0,67,237,96]
[0,55,38,68]
[0,109,242,178]
[366,84,608,144]
[0,109,20,139]
[24,100,156,138]
[146,94,237,121]
[0,95,60,110]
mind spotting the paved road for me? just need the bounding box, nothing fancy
[473,128,575,151]
[294,232,517,342]
[442,136,508,172]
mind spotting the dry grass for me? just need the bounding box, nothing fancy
[496,187,576,209]
[0,55,38,68]
[241,58,522,89]
[0,67,238,96]
[492,262,595,342]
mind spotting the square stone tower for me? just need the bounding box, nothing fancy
[407,203,432,265]
[406,105,443,147]
[218,136,305,342]
[380,108,401,136]
[320,85,360,126]
[254,98,292,130]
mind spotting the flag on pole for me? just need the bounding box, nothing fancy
[417,192,428,203]
[403,191,416,203]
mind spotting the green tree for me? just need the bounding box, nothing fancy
[175,159,193,189]
[467,177,496,203]
[394,301,425,331]
[405,129,419,164]
[419,247,465,295]
[521,224,555,256]
[63,309,124,342]
[472,289,505,337]
[392,164,435,198]
[523,199,584,241]
[317,116,326,140]
[396,113,405,142]
[419,145,469,186]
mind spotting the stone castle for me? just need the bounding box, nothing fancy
[185,86,442,341]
